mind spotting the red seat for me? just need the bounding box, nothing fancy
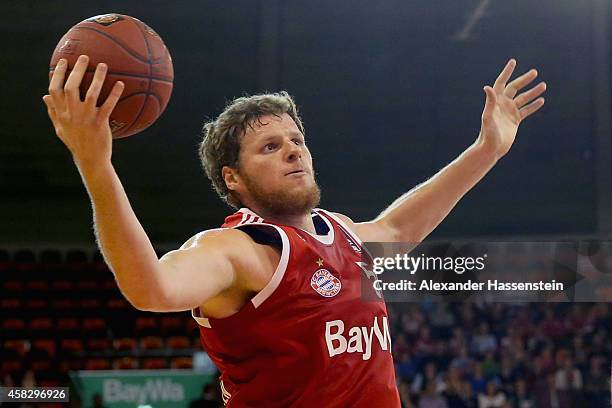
[3,339,28,356]
[136,316,159,334]
[59,339,83,353]
[1,298,21,310]
[30,317,53,334]
[140,336,164,350]
[85,338,111,351]
[24,298,48,309]
[79,299,102,309]
[26,280,49,291]
[142,358,167,369]
[161,316,184,335]
[113,357,138,369]
[113,337,136,351]
[83,318,106,331]
[85,359,110,370]
[52,298,75,310]
[1,360,22,374]
[57,318,80,331]
[58,359,82,373]
[31,359,52,372]
[166,336,191,350]
[107,298,129,309]
[170,357,193,369]
[32,339,56,358]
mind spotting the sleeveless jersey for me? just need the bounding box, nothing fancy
[192,208,401,407]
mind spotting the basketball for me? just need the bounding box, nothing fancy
[49,14,174,138]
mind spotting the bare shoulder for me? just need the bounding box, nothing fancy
[329,211,390,242]
[172,227,280,293]
[330,212,355,226]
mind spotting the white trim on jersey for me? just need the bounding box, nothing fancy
[192,307,212,328]
[191,220,291,328]
[317,209,363,245]
[306,209,335,245]
[249,223,290,308]
[239,207,335,245]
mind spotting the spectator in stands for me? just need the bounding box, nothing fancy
[20,369,36,387]
[399,381,416,408]
[450,345,475,376]
[442,365,466,407]
[554,356,583,406]
[412,361,446,395]
[396,350,419,383]
[507,379,534,408]
[583,355,608,407]
[469,363,487,395]
[477,380,506,408]
[472,323,497,356]
[481,351,500,379]
[418,382,448,408]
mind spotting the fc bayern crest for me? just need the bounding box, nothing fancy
[310,269,341,298]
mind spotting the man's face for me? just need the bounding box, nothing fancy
[224,113,320,216]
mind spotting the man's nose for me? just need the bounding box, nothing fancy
[286,142,301,161]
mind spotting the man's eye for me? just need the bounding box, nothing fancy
[293,139,303,145]
[264,143,277,151]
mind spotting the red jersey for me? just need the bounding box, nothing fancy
[192,208,401,407]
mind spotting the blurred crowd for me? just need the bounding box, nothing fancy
[389,302,610,408]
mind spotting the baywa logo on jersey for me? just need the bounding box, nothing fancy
[310,269,342,298]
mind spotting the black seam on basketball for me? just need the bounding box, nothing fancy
[117,92,161,104]
[48,68,173,84]
[73,26,150,64]
[121,24,154,136]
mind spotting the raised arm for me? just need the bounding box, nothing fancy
[339,59,547,243]
[42,55,237,311]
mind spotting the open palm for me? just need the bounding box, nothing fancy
[480,59,547,158]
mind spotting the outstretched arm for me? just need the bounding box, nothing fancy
[343,59,547,242]
[43,55,236,311]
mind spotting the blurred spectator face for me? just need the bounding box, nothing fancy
[425,362,436,378]
[515,379,527,396]
[486,381,498,395]
[590,355,603,372]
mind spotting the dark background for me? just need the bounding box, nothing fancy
[1,0,609,245]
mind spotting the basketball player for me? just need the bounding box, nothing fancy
[42,55,546,407]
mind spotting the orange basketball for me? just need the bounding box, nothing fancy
[49,14,174,139]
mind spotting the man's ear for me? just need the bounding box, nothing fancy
[222,166,240,191]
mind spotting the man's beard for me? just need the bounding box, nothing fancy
[241,171,321,217]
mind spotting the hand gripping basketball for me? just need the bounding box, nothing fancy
[43,54,124,170]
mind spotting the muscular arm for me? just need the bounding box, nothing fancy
[43,55,241,312]
[80,163,239,312]
[333,142,496,242]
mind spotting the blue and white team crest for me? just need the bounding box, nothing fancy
[310,269,342,298]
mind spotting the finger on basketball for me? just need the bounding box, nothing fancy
[98,81,125,121]
[85,63,108,107]
[64,55,90,104]
[514,82,547,108]
[493,58,516,93]
[48,58,68,111]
